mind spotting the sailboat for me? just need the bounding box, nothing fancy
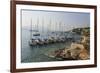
[29,18,40,46]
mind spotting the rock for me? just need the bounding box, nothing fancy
[69,43,84,59]
[80,36,90,51]
[54,48,65,58]
[61,43,89,60]
[70,43,84,50]
[59,48,71,59]
[70,43,89,60]
[79,49,89,60]
[45,43,89,60]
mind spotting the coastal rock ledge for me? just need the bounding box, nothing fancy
[46,43,89,60]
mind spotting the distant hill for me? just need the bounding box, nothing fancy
[72,27,90,36]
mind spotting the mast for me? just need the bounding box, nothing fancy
[47,18,50,36]
[37,17,39,32]
[55,21,57,37]
[63,23,65,35]
[49,18,51,32]
[42,17,44,35]
[59,21,61,32]
[30,18,32,39]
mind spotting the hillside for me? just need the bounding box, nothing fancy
[72,27,90,36]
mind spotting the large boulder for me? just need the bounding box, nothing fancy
[69,43,84,59]
[69,43,89,60]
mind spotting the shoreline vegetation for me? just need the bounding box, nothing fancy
[45,27,90,60]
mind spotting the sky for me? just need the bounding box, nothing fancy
[21,9,90,31]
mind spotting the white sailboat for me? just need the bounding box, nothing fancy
[29,18,40,46]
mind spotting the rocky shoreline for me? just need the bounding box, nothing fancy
[45,27,90,60]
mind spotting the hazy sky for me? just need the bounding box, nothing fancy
[21,9,90,31]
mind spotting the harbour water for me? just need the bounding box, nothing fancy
[21,28,81,63]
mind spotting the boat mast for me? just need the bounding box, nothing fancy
[63,23,65,35]
[48,18,51,36]
[42,17,44,35]
[55,21,57,37]
[37,17,39,32]
[47,19,49,36]
[50,19,51,33]
[30,18,32,39]
[59,21,61,32]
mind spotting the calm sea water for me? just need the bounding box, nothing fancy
[21,29,80,63]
